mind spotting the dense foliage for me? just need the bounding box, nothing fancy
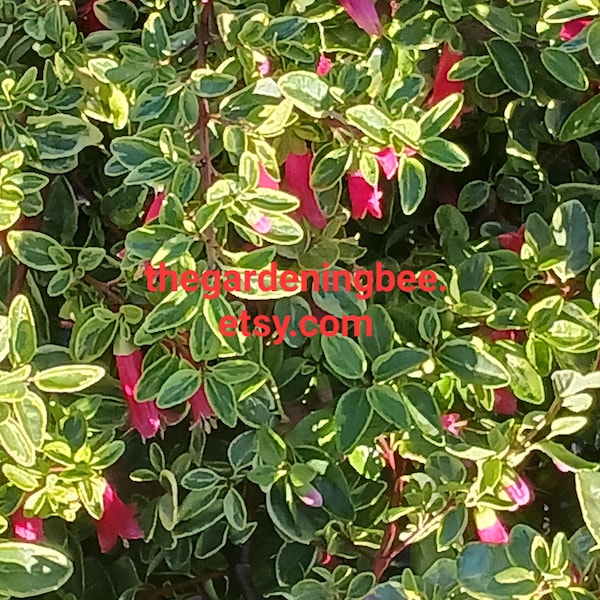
[4,0,600,598]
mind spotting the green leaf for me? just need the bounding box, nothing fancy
[541,48,588,91]
[458,180,492,211]
[334,388,372,453]
[33,365,106,392]
[0,418,36,467]
[496,176,532,205]
[131,83,171,122]
[142,12,170,58]
[345,105,391,144]
[486,38,532,97]
[469,4,522,42]
[278,71,335,117]
[27,115,103,160]
[559,94,600,141]
[224,487,247,530]
[575,471,600,547]
[372,348,429,383]
[321,334,367,380]
[124,157,176,186]
[587,19,600,64]
[156,369,202,408]
[15,394,46,449]
[7,231,72,272]
[0,542,73,598]
[310,147,352,192]
[181,468,224,491]
[94,0,139,28]
[9,295,37,366]
[448,56,491,81]
[419,93,464,137]
[551,200,593,281]
[543,0,598,23]
[190,69,237,98]
[205,375,237,427]
[366,385,411,428]
[419,138,469,171]
[399,155,427,215]
[437,339,510,387]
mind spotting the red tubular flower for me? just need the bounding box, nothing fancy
[475,508,509,544]
[317,55,333,76]
[428,44,465,126]
[493,388,518,415]
[490,329,527,344]
[189,385,216,431]
[504,475,533,511]
[78,0,106,35]
[11,507,43,542]
[144,191,166,224]
[114,339,162,441]
[283,153,327,229]
[560,18,593,41]
[258,165,280,190]
[347,172,383,220]
[96,481,144,553]
[338,0,382,36]
[375,147,399,180]
[441,413,467,436]
[498,225,525,253]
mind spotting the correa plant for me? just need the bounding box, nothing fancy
[5,0,600,599]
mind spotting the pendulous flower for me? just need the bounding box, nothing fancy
[317,55,334,76]
[441,413,467,436]
[475,508,509,544]
[95,481,144,553]
[11,507,43,542]
[338,0,383,36]
[251,215,272,235]
[78,0,106,35]
[258,57,271,76]
[375,147,400,180]
[144,191,166,223]
[283,153,327,229]
[503,475,533,510]
[258,165,280,190]
[347,171,383,220]
[493,388,518,415]
[560,18,593,41]
[297,484,324,508]
[498,225,526,253]
[490,329,527,343]
[189,385,216,431]
[114,338,162,441]
[428,45,464,104]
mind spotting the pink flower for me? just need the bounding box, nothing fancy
[258,58,271,76]
[11,507,43,542]
[428,44,465,126]
[498,225,526,253]
[298,485,323,508]
[95,481,144,553]
[504,475,533,510]
[144,191,165,223]
[78,0,106,35]
[554,460,573,473]
[441,413,467,436]
[338,0,382,36]
[258,165,279,190]
[375,147,399,180]
[490,329,527,344]
[114,339,162,441]
[560,18,593,41]
[283,153,327,229]
[317,55,333,76]
[189,385,216,431]
[347,171,383,220]
[475,508,509,544]
[493,388,518,416]
[251,215,272,234]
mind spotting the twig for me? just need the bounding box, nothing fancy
[195,1,221,268]
[372,436,407,581]
[83,275,126,306]
[234,542,261,600]
[149,571,226,600]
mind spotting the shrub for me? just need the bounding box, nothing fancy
[2,0,600,598]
